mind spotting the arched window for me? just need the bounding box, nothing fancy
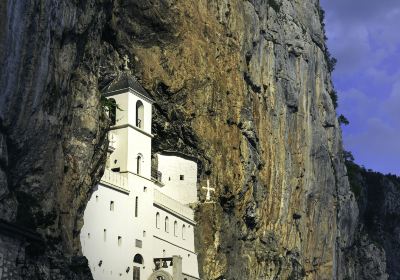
[133,254,144,264]
[136,100,144,129]
[109,98,116,125]
[136,154,142,175]
[174,221,178,237]
[165,216,169,233]
[135,196,138,217]
[182,225,186,240]
[156,212,160,229]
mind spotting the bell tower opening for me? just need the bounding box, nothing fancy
[136,100,144,129]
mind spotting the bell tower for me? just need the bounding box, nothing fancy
[102,72,154,179]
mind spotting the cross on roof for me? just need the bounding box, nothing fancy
[123,55,130,70]
[202,179,215,202]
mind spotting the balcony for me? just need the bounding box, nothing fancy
[151,168,163,186]
[101,168,129,193]
[153,190,194,221]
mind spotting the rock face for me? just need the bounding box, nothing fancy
[0,0,372,279]
[0,0,109,278]
[344,161,400,280]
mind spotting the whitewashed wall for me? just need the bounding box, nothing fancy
[157,154,198,205]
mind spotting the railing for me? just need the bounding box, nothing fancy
[101,168,129,192]
[136,119,142,129]
[151,168,162,183]
[108,131,117,150]
[153,190,194,221]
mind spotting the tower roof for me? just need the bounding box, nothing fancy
[102,72,154,102]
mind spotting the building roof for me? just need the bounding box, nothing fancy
[102,72,154,102]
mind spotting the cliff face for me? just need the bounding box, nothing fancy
[344,161,400,280]
[0,0,360,279]
[123,1,357,278]
[0,1,109,278]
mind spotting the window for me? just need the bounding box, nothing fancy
[118,236,122,246]
[162,249,166,257]
[135,239,142,248]
[180,175,184,180]
[182,225,186,240]
[135,196,138,217]
[143,186,147,192]
[110,201,114,211]
[156,212,160,229]
[96,195,99,202]
[133,254,144,264]
[136,100,144,128]
[174,221,178,237]
[136,155,142,175]
[103,229,107,241]
[165,216,169,233]
[143,230,146,237]
[87,233,90,239]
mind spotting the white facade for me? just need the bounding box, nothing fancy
[157,154,198,205]
[80,78,199,280]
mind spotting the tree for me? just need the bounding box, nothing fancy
[338,114,349,126]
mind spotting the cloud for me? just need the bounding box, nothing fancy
[384,80,400,125]
[345,118,400,175]
[322,0,400,76]
[322,0,400,23]
[320,0,400,175]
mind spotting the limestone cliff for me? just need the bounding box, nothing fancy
[343,160,400,280]
[0,0,109,278]
[0,0,363,279]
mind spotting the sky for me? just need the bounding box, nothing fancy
[320,0,400,175]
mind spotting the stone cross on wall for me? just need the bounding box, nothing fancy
[122,55,130,70]
[202,179,215,202]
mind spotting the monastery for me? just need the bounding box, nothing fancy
[80,72,201,280]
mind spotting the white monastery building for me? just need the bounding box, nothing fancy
[80,73,200,280]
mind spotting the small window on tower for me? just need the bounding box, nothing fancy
[135,196,138,217]
[118,236,122,246]
[180,175,184,180]
[110,201,114,211]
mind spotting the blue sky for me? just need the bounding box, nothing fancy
[320,0,400,175]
